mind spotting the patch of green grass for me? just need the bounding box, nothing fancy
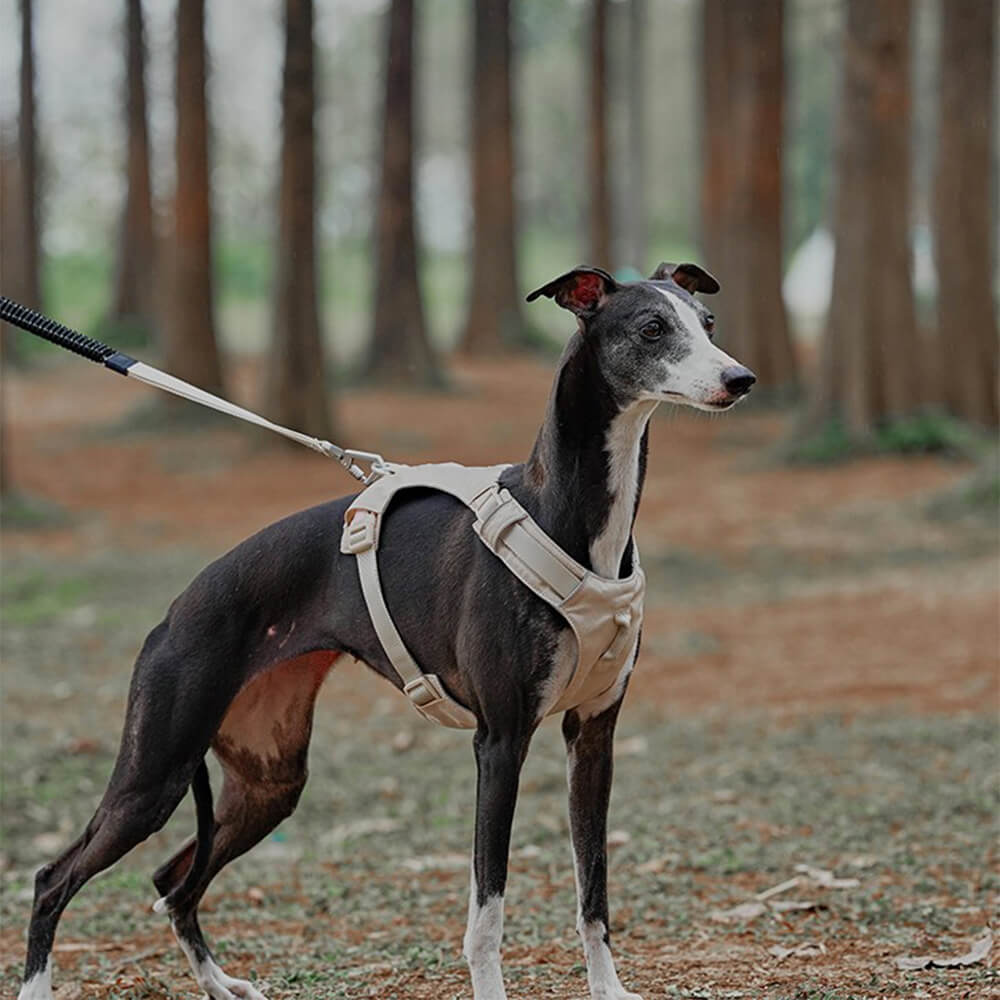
[0,491,72,532]
[926,452,1000,521]
[784,412,990,465]
[0,569,93,626]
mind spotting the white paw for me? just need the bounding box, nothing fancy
[196,964,269,1000]
[17,960,52,1000]
[592,991,642,1000]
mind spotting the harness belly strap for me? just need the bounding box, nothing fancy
[340,463,645,729]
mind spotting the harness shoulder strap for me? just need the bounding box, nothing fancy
[340,465,505,730]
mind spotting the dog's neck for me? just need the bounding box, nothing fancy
[522,332,655,578]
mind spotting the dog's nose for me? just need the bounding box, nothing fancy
[721,366,756,397]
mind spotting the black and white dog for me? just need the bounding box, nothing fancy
[18,263,754,1000]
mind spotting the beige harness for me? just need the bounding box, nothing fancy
[340,463,645,729]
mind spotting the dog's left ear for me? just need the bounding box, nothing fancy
[650,262,720,295]
[526,266,618,316]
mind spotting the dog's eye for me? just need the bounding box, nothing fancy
[704,315,716,339]
[640,321,663,341]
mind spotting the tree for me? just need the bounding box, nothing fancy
[700,0,796,393]
[111,0,157,338]
[810,0,918,434]
[459,0,525,355]
[365,0,439,385]
[18,0,40,312]
[933,0,998,427]
[622,0,647,272]
[266,0,333,436]
[164,0,224,397]
[588,0,612,269]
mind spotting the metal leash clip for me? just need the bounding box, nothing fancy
[321,444,395,484]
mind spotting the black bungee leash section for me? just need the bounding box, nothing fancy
[0,295,388,483]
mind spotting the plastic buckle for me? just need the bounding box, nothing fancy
[403,675,439,708]
[342,510,378,554]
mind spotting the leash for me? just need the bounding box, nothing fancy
[0,295,389,484]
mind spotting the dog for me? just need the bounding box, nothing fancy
[18,262,754,1000]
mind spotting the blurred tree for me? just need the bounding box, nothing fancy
[111,0,157,339]
[164,0,224,399]
[366,0,439,384]
[18,0,40,314]
[810,0,918,434]
[718,0,797,392]
[267,0,333,436]
[460,0,525,354]
[622,0,647,272]
[933,0,998,427]
[699,0,731,280]
[1,132,28,368]
[588,0,611,268]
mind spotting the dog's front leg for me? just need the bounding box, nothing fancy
[563,699,642,1000]
[463,726,532,1000]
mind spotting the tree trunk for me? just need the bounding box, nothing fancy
[459,0,525,355]
[266,0,333,437]
[622,0,647,272]
[699,0,732,282]
[365,0,439,385]
[164,0,224,397]
[588,0,612,269]
[933,0,998,427]
[721,0,797,392]
[810,0,918,435]
[111,0,157,337]
[18,0,40,311]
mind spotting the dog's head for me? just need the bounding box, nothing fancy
[526,262,755,411]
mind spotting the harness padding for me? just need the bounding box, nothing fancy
[340,463,645,729]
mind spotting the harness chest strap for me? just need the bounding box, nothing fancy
[340,464,644,729]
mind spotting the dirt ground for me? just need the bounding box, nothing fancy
[2,357,997,999]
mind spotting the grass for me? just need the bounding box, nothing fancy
[784,412,992,465]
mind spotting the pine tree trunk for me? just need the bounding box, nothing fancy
[111,0,157,336]
[933,0,998,427]
[164,0,224,397]
[724,0,797,392]
[811,0,918,435]
[266,0,333,437]
[623,0,647,272]
[699,0,732,282]
[365,0,439,385]
[459,0,525,355]
[588,0,612,269]
[18,0,40,311]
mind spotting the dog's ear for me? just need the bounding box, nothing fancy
[526,266,618,316]
[650,262,720,295]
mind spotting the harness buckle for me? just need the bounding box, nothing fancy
[341,509,378,554]
[403,675,438,707]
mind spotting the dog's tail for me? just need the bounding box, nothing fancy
[153,759,215,914]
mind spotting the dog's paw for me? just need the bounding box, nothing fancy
[197,967,269,1000]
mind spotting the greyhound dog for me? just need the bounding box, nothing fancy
[18,263,755,1000]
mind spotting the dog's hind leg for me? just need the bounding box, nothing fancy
[18,754,198,1000]
[153,651,337,1000]
[562,687,642,1000]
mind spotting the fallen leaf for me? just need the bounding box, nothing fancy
[607,829,631,848]
[756,876,802,901]
[326,817,402,844]
[710,898,821,923]
[247,887,266,905]
[769,941,826,960]
[794,863,860,889]
[895,927,993,971]
[711,901,767,923]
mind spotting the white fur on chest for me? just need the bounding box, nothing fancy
[589,403,656,579]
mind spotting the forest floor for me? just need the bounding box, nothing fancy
[1,357,997,999]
